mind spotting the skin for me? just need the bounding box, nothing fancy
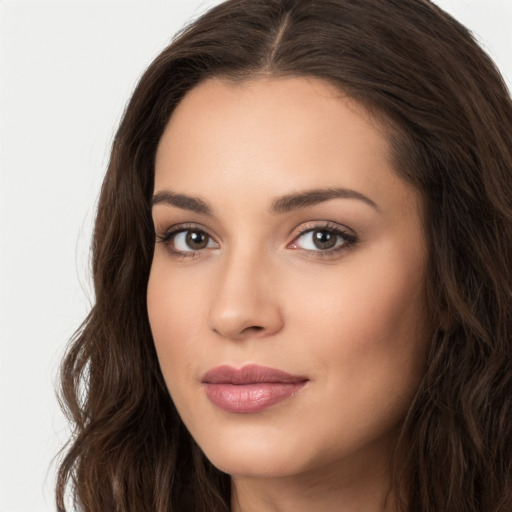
[148,76,430,512]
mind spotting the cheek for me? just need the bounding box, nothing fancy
[288,240,429,391]
[147,263,206,384]
[285,261,428,455]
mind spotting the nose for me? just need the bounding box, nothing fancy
[207,250,284,341]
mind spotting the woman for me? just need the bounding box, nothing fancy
[56,0,512,511]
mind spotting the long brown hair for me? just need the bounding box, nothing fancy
[56,1,512,510]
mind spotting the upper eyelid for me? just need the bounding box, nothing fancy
[156,222,218,239]
[288,220,356,238]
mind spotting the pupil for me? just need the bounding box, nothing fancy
[313,230,336,249]
[186,231,208,249]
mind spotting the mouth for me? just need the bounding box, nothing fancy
[201,364,308,414]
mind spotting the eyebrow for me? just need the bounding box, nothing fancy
[151,191,213,215]
[270,187,379,213]
[151,186,379,215]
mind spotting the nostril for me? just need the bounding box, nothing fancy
[236,325,265,339]
[242,325,264,334]
[211,324,265,339]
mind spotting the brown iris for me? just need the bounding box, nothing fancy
[186,230,209,250]
[312,230,337,250]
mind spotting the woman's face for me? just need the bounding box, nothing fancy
[148,76,430,481]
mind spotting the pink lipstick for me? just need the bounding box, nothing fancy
[201,364,308,413]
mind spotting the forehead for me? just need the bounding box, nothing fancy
[154,76,421,220]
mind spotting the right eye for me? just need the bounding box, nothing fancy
[173,229,217,251]
[157,226,219,256]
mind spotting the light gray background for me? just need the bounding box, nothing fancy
[0,1,511,511]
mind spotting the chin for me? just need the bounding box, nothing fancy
[209,454,305,479]
[197,430,312,478]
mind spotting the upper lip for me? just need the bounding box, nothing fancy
[202,364,308,385]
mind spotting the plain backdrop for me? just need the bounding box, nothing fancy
[0,1,511,511]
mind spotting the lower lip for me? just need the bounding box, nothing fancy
[203,382,306,413]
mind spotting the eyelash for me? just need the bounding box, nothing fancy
[155,223,217,259]
[289,222,358,258]
[155,222,358,259]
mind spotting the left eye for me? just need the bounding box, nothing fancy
[173,230,218,252]
[290,228,351,251]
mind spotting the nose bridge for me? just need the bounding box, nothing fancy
[207,241,282,340]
